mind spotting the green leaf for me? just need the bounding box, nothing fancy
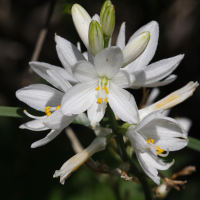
[187,136,200,152]
[0,106,43,118]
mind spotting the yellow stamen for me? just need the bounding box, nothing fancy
[102,86,109,94]
[104,98,108,103]
[46,112,51,116]
[45,106,50,113]
[96,98,103,104]
[146,137,154,144]
[56,104,61,110]
[95,85,100,91]
[156,146,164,154]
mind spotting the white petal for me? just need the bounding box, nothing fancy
[94,47,124,79]
[130,54,183,88]
[73,61,98,82]
[87,51,94,65]
[61,80,98,116]
[112,70,135,88]
[16,84,63,112]
[176,117,192,133]
[93,127,112,137]
[145,88,160,106]
[75,113,90,126]
[77,42,81,51]
[55,35,86,72]
[30,61,77,88]
[134,110,162,132]
[136,151,160,185]
[47,70,72,92]
[43,109,77,130]
[143,55,184,85]
[108,82,139,124]
[92,14,100,24]
[125,21,159,73]
[108,37,112,47]
[140,116,188,151]
[31,129,63,148]
[136,151,174,185]
[126,127,150,152]
[88,101,107,128]
[145,75,177,87]
[116,22,126,50]
[82,51,88,60]
[20,119,48,131]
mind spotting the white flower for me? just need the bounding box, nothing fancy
[126,110,188,184]
[53,136,107,184]
[116,21,184,88]
[61,47,139,127]
[16,64,78,148]
[139,81,199,120]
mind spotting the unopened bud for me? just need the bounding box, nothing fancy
[100,3,115,38]
[71,4,91,49]
[122,31,150,67]
[88,20,104,56]
[100,0,112,25]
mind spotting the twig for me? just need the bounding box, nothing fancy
[29,0,56,72]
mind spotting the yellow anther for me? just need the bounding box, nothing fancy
[45,106,50,113]
[102,86,109,94]
[95,85,100,91]
[46,112,51,116]
[96,98,103,104]
[156,146,164,154]
[146,137,154,144]
[104,98,108,103]
[56,104,61,110]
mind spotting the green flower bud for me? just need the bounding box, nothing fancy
[88,20,104,56]
[101,4,115,38]
[100,0,112,25]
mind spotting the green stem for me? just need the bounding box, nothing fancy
[106,105,154,200]
[106,104,118,132]
[104,36,110,48]
[115,134,154,200]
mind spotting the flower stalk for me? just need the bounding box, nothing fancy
[106,104,154,200]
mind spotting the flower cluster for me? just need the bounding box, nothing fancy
[16,1,198,185]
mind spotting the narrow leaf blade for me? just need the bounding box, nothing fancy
[187,136,200,152]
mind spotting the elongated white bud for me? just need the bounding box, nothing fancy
[139,81,199,120]
[122,31,150,67]
[71,4,91,49]
[53,136,108,184]
[88,20,104,56]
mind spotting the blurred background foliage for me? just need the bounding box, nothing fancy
[0,0,200,199]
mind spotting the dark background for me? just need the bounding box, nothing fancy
[0,0,200,199]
